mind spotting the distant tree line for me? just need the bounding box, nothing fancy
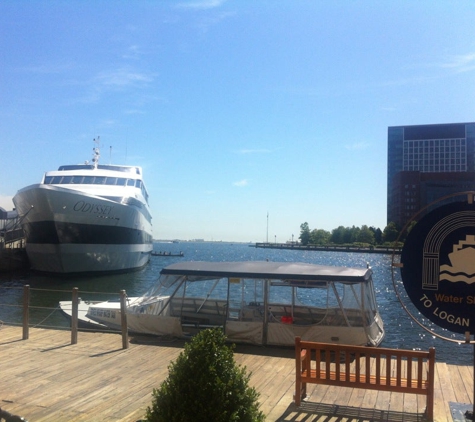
[298,221,410,247]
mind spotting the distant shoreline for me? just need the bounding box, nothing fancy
[252,242,401,255]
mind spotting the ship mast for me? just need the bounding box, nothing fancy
[91,137,100,169]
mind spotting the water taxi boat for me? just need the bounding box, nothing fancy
[80,260,385,346]
[13,138,153,274]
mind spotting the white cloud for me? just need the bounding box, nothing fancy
[441,52,475,73]
[175,0,227,10]
[122,45,146,61]
[77,66,156,104]
[96,67,154,88]
[345,142,370,151]
[233,179,249,187]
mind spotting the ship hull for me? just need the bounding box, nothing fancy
[13,184,153,274]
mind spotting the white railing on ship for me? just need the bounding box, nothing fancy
[0,285,129,349]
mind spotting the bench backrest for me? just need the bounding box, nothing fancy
[296,337,435,393]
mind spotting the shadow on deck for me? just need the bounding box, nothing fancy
[276,401,425,422]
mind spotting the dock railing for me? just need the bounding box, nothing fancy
[0,285,129,349]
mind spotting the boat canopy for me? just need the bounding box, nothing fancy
[159,261,372,283]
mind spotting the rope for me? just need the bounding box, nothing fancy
[31,305,61,328]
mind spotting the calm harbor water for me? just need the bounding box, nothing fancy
[0,241,473,365]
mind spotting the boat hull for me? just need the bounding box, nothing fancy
[83,308,384,347]
[13,184,153,274]
[83,298,385,347]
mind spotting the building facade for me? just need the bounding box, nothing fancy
[387,122,475,228]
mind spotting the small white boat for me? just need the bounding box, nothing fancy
[59,297,140,331]
[13,138,153,274]
[70,261,385,346]
[59,298,109,330]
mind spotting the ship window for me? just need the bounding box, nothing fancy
[44,176,54,184]
[105,177,117,185]
[83,176,94,184]
[94,177,106,184]
[72,176,83,184]
[116,178,127,186]
[127,179,135,186]
[135,180,142,188]
[61,176,72,184]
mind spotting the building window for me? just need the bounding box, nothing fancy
[403,138,466,172]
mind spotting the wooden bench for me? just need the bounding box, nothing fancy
[294,337,435,421]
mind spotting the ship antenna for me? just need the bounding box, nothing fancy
[92,137,101,169]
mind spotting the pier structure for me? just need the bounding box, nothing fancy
[253,242,402,254]
[0,324,472,421]
[0,207,28,271]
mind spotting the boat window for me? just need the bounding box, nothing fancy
[243,278,265,305]
[135,180,142,188]
[185,277,228,300]
[58,165,94,171]
[105,177,117,185]
[94,177,106,184]
[44,176,54,184]
[269,283,292,304]
[168,277,228,322]
[72,176,84,184]
[142,184,149,203]
[327,282,345,309]
[61,176,72,184]
[83,176,94,184]
[295,284,329,308]
[116,178,127,186]
[127,179,135,186]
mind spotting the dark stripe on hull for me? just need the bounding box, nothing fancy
[23,221,153,245]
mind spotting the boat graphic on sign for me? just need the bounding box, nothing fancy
[439,235,475,284]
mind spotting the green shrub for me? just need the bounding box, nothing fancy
[144,328,265,422]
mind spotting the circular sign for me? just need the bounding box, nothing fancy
[401,200,475,334]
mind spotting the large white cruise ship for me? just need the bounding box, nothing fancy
[13,138,153,274]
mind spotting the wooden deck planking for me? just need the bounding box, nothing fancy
[435,362,458,422]
[0,325,473,421]
[453,364,474,403]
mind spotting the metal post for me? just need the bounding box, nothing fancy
[464,331,474,420]
[71,288,78,345]
[120,290,128,349]
[22,285,29,340]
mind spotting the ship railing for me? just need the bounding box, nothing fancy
[0,285,129,349]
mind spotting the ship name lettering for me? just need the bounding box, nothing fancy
[73,201,112,215]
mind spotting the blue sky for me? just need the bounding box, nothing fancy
[1,1,475,242]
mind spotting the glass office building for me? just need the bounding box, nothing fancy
[387,122,475,228]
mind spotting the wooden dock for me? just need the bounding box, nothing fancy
[0,324,473,421]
